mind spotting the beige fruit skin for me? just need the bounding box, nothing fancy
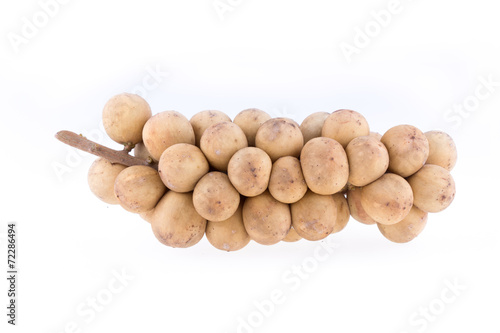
[193,171,241,222]
[114,165,166,213]
[255,118,304,162]
[346,136,389,187]
[142,111,195,161]
[200,122,248,172]
[233,108,272,146]
[88,158,127,205]
[347,187,378,225]
[227,147,272,197]
[158,143,209,193]
[268,156,308,204]
[190,110,232,147]
[321,109,370,148]
[361,173,414,225]
[407,164,455,213]
[300,112,330,144]
[425,131,457,171]
[102,93,152,145]
[369,132,382,140]
[291,191,337,241]
[139,208,155,223]
[381,124,429,177]
[300,137,349,195]
[282,226,302,242]
[378,206,428,243]
[151,191,207,248]
[206,202,250,252]
[242,190,291,245]
[331,193,350,233]
[133,142,156,162]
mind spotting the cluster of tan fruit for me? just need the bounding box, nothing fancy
[83,93,457,251]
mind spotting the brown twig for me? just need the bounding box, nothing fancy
[55,130,158,170]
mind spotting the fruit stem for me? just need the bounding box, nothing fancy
[55,130,158,170]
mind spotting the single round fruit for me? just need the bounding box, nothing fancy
[151,191,206,248]
[200,122,248,171]
[377,206,428,243]
[300,137,349,195]
[233,108,271,146]
[114,165,166,213]
[346,186,377,225]
[88,158,127,205]
[268,156,308,204]
[300,112,329,144]
[242,190,291,245]
[381,124,429,177]
[206,202,250,252]
[291,190,337,241]
[193,172,240,222]
[227,147,272,197]
[321,109,370,148]
[360,173,413,225]
[331,193,350,233]
[425,130,457,171]
[282,226,302,242]
[407,164,455,213]
[190,110,232,147]
[255,118,304,162]
[158,143,210,193]
[142,111,195,161]
[102,93,152,145]
[346,135,389,186]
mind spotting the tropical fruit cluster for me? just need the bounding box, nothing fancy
[85,93,457,251]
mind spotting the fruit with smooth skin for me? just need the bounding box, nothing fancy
[102,93,152,145]
[114,165,166,213]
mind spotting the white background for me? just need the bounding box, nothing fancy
[1,0,499,332]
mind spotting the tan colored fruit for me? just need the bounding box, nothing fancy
[150,191,206,248]
[190,110,232,147]
[321,109,370,148]
[206,202,250,252]
[425,130,457,171]
[381,124,429,177]
[158,143,209,193]
[291,190,337,241]
[133,143,156,162]
[193,172,240,222]
[114,166,166,213]
[282,226,302,242]
[88,158,127,205]
[233,108,271,146]
[255,118,304,162]
[102,93,152,145]
[142,111,195,161]
[369,132,382,140]
[360,173,413,225]
[378,206,428,243]
[242,190,291,245]
[268,156,308,204]
[227,147,272,197]
[300,112,330,143]
[331,193,349,233]
[346,135,389,186]
[139,208,155,223]
[300,137,349,195]
[200,122,248,171]
[407,164,455,213]
[346,186,377,225]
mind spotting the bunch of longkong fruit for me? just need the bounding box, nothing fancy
[66,93,457,251]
